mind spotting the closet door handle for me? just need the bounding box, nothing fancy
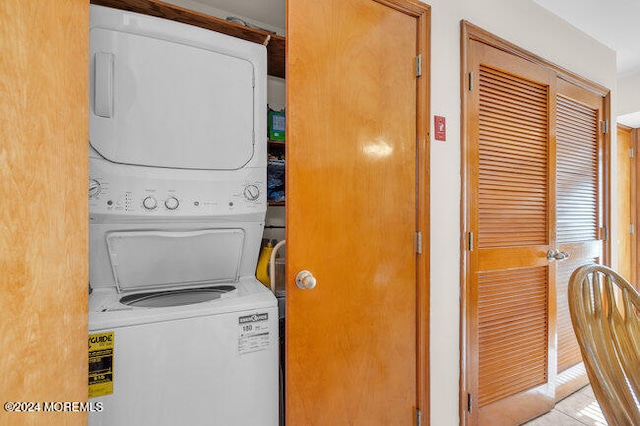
[547,249,571,261]
[94,52,114,118]
[295,270,317,290]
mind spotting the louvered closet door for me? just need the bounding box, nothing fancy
[467,41,557,425]
[554,79,604,400]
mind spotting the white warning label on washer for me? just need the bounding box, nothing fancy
[238,312,271,356]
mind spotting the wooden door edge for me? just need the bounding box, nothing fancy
[373,0,434,421]
[376,0,431,419]
[414,4,432,423]
[602,93,612,267]
[631,129,640,289]
[459,20,473,426]
[374,0,432,419]
[616,123,638,287]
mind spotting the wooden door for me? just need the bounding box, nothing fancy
[554,80,605,400]
[286,0,430,424]
[464,37,608,424]
[0,1,89,425]
[616,125,636,286]
[465,40,558,425]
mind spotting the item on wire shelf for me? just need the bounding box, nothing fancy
[268,108,285,141]
[267,159,285,203]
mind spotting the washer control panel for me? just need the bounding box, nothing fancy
[89,160,264,217]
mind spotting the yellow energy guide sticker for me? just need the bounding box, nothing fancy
[88,332,114,398]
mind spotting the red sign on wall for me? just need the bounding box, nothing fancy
[434,115,446,141]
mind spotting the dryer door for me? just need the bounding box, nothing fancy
[89,27,256,170]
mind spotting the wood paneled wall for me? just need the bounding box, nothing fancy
[0,1,89,424]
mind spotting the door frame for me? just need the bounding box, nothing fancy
[635,127,639,287]
[459,21,611,425]
[372,0,432,416]
[617,123,638,286]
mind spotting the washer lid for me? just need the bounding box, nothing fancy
[106,229,244,292]
[89,28,255,170]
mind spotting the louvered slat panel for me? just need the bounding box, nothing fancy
[556,95,598,244]
[478,65,548,248]
[478,266,548,407]
[557,258,597,371]
[556,93,599,377]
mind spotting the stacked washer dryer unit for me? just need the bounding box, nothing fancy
[88,5,278,426]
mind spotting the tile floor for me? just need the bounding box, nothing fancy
[522,385,607,425]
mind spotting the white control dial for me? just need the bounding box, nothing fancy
[89,179,101,199]
[143,196,158,210]
[165,197,179,210]
[243,184,260,201]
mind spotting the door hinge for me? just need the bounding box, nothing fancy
[467,392,473,412]
[630,148,635,158]
[415,231,423,254]
[601,120,609,134]
[601,226,608,241]
[468,231,474,251]
[631,224,635,235]
[469,71,474,91]
[416,54,423,77]
[416,408,423,426]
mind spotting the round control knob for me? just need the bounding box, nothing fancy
[142,196,157,210]
[165,197,179,210]
[243,184,260,201]
[89,179,101,199]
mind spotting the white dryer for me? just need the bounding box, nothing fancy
[87,6,277,426]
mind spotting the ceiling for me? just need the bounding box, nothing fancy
[198,0,640,78]
[532,0,640,78]
[532,0,640,126]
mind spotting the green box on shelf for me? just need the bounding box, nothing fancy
[268,109,285,141]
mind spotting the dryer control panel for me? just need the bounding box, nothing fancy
[89,158,266,218]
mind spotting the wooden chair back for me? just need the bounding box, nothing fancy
[569,264,640,425]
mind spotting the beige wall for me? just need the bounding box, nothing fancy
[618,71,640,116]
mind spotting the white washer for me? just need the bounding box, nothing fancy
[87,6,277,426]
[89,277,278,426]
